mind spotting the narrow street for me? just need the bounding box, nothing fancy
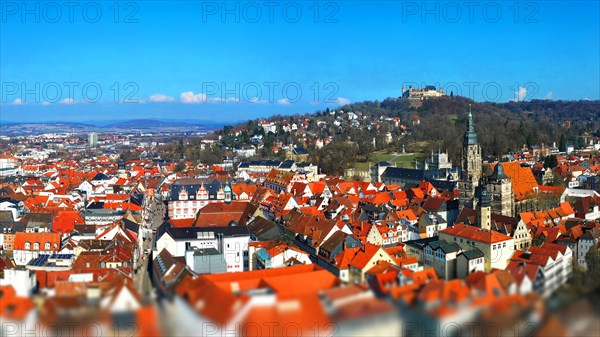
[134,196,166,302]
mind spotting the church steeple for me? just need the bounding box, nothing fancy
[463,104,478,146]
[477,180,491,230]
[458,104,483,209]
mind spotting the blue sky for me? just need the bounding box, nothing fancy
[1,0,599,122]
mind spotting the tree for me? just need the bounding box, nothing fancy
[544,155,558,169]
[311,142,357,176]
[559,134,567,152]
[174,161,186,172]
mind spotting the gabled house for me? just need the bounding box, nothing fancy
[13,232,61,265]
[348,243,396,284]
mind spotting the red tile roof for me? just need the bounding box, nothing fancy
[14,232,61,251]
[441,224,512,244]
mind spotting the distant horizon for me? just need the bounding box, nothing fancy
[2,95,598,125]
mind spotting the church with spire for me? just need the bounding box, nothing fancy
[458,105,482,209]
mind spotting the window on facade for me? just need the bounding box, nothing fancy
[45,242,50,250]
[33,242,40,250]
[25,242,30,250]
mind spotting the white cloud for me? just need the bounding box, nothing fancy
[248,97,267,104]
[214,97,240,103]
[60,98,76,104]
[544,91,553,100]
[516,87,527,101]
[148,93,175,103]
[180,91,208,104]
[510,87,527,102]
[42,101,51,106]
[277,98,290,105]
[180,91,242,104]
[11,98,24,105]
[336,97,351,105]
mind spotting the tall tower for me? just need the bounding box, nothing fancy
[458,105,482,209]
[487,163,514,216]
[477,181,492,230]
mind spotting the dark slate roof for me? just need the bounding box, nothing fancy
[382,167,450,181]
[246,216,281,241]
[244,160,281,167]
[169,179,225,201]
[489,163,508,180]
[460,248,485,260]
[74,224,96,234]
[428,240,460,254]
[123,218,140,235]
[464,110,478,146]
[129,193,144,206]
[91,173,110,181]
[370,161,392,169]
[0,198,21,206]
[19,212,53,227]
[477,182,491,207]
[0,210,14,222]
[278,160,295,169]
[156,221,250,241]
[292,147,309,155]
[0,222,24,233]
[404,237,439,249]
[361,203,387,214]
[87,201,105,209]
[319,231,347,253]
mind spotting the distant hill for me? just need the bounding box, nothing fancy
[335,96,600,161]
[103,119,196,129]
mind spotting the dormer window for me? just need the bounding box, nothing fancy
[179,190,188,201]
[25,242,31,250]
[33,242,40,250]
[45,242,51,250]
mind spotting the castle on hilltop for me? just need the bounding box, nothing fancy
[402,85,445,101]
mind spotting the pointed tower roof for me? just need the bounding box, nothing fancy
[490,163,508,180]
[478,180,490,208]
[464,104,478,146]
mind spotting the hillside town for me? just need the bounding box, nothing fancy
[1,105,599,337]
